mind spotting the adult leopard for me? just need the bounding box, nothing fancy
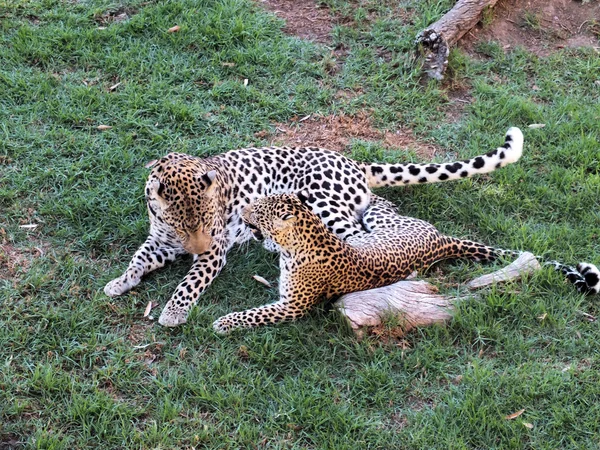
[212,193,599,333]
[104,127,524,326]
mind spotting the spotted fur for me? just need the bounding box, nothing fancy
[104,128,524,326]
[547,261,600,295]
[213,193,599,333]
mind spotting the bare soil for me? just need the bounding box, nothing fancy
[0,228,49,283]
[256,0,599,152]
[461,0,600,57]
[258,0,334,44]
[258,112,443,158]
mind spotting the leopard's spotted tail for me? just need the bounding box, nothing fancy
[546,261,600,295]
[438,236,519,263]
[363,127,523,188]
[439,237,600,295]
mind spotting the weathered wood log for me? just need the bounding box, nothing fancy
[335,252,539,336]
[415,0,500,80]
[467,252,541,289]
[335,280,453,334]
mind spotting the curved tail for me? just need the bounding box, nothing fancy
[546,261,600,295]
[438,237,600,295]
[362,127,524,188]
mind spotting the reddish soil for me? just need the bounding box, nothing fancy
[258,112,443,158]
[255,0,599,153]
[258,0,334,44]
[461,0,600,57]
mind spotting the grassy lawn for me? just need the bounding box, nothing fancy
[1,0,599,448]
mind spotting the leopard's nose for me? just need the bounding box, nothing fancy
[251,227,264,241]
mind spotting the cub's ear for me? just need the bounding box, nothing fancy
[148,180,170,210]
[297,190,312,205]
[145,159,158,169]
[199,170,218,193]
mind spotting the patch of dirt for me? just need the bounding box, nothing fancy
[0,229,49,283]
[261,112,444,159]
[258,0,335,44]
[128,322,152,344]
[461,0,600,57]
[388,412,409,430]
[93,6,137,25]
[444,85,474,123]
[0,433,24,450]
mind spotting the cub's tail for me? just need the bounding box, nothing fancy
[362,127,523,188]
[440,236,600,295]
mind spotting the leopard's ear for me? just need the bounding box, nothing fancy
[297,190,312,205]
[199,170,218,193]
[148,180,170,210]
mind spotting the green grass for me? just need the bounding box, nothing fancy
[1,0,600,448]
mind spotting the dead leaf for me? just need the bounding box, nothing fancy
[132,341,164,349]
[528,124,546,129]
[253,275,271,287]
[143,301,152,317]
[221,62,235,67]
[168,25,180,33]
[577,310,597,322]
[108,82,121,92]
[97,26,107,30]
[97,125,112,131]
[238,345,249,359]
[145,159,158,169]
[537,312,547,321]
[243,78,248,87]
[505,409,525,420]
[522,422,534,429]
[19,224,38,230]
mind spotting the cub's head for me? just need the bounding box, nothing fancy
[242,193,319,248]
[147,154,220,255]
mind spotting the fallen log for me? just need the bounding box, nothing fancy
[415,0,500,80]
[335,252,539,336]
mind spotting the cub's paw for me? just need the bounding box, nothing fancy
[577,263,600,294]
[213,315,238,334]
[104,275,137,297]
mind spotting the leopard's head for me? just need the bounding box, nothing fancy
[147,154,221,255]
[242,192,319,249]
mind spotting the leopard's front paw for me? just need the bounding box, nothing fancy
[262,239,281,253]
[577,262,600,294]
[158,305,188,327]
[104,274,138,297]
[213,314,240,334]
